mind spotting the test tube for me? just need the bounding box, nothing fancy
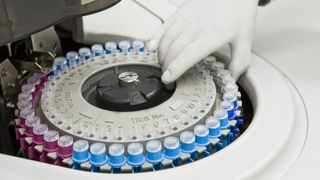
[132,40,145,53]
[33,124,48,145]
[57,135,73,159]
[223,92,239,110]
[203,56,217,66]
[223,83,239,95]
[146,140,163,165]
[19,108,35,127]
[27,76,42,91]
[220,100,236,120]
[18,92,32,102]
[206,117,221,138]
[78,47,92,61]
[91,44,104,57]
[17,100,33,110]
[108,144,126,172]
[25,116,40,137]
[105,42,117,55]
[21,84,35,95]
[214,109,229,130]
[53,57,68,72]
[89,142,108,172]
[118,41,131,54]
[72,140,90,170]
[127,143,145,170]
[194,124,210,147]
[180,131,196,155]
[66,51,80,65]
[212,61,225,75]
[164,136,181,161]
[222,76,236,86]
[43,130,59,152]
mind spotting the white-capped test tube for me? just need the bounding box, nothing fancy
[118,41,131,54]
[105,42,117,55]
[91,44,104,57]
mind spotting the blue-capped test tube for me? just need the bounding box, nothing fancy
[108,143,126,173]
[78,47,92,62]
[72,140,90,170]
[206,117,221,138]
[53,57,67,72]
[223,92,239,110]
[105,41,117,55]
[89,142,108,172]
[66,51,80,68]
[194,125,210,155]
[220,100,236,120]
[214,109,229,130]
[118,41,131,54]
[53,57,68,76]
[206,117,221,153]
[127,143,145,172]
[91,44,104,57]
[164,136,181,166]
[180,131,196,160]
[132,40,145,53]
[146,140,163,170]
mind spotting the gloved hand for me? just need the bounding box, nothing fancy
[147,0,259,84]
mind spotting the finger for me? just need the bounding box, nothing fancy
[162,32,229,84]
[147,12,182,51]
[229,39,252,80]
[162,28,199,71]
[158,16,187,65]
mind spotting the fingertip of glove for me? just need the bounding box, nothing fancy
[161,70,172,84]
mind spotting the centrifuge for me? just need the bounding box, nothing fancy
[0,0,319,179]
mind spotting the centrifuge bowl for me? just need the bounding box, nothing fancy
[0,53,307,180]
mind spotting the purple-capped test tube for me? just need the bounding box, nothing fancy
[57,135,74,159]
[33,124,48,145]
[19,108,35,127]
[25,116,41,137]
[43,130,59,152]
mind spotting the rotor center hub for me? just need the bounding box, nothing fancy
[118,71,139,86]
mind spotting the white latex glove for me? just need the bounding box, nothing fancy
[147,0,259,84]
